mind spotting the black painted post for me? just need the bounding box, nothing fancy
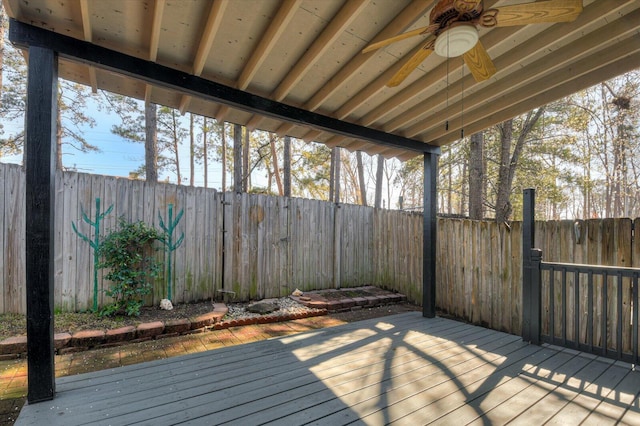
[423,152,438,318]
[529,248,542,345]
[522,188,536,343]
[25,46,58,403]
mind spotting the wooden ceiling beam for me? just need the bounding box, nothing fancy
[78,0,97,93]
[379,0,633,134]
[426,46,640,146]
[148,0,165,62]
[8,18,438,154]
[273,0,368,102]
[303,0,437,112]
[179,0,228,114]
[248,0,368,130]
[237,0,301,91]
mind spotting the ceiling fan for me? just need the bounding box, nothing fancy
[363,0,583,87]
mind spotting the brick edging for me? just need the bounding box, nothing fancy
[0,288,406,357]
[0,304,329,357]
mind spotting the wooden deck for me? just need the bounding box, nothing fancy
[16,313,640,425]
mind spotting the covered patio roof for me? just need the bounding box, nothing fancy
[3,0,640,405]
[4,0,639,160]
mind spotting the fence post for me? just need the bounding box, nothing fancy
[522,188,536,342]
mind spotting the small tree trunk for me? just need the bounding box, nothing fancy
[374,154,384,208]
[202,117,208,188]
[233,124,242,193]
[221,122,227,192]
[189,113,195,187]
[495,119,514,223]
[283,135,291,197]
[171,110,181,184]
[469,131,484,219]
[270,134,283,196]
[144,101,158,182]
[242,127,250,192]
[356,151,367,206]
[333,147,341,203]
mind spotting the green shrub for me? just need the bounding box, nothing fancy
[97,218,163,317]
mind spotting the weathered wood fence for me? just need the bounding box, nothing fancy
[0,163,421,314]
[1,163,637,341]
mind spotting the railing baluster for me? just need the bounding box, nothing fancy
[617,273,623,360]
[574,270,580,349]
[588,271,594,352]
[562,267,567,346]
[603,272,608,356]
[550,268,556,343]
[634,274,639,366]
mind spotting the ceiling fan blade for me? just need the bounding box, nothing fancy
[362,25,434,54]
[491,0,583,27]
[387,37,436,87]
[463,40,497,82]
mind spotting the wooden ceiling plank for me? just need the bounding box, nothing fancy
[407,8,640,139]
[79,0,92,41]
[324,135,348,148]
[301,129,323,143]
[176,1,228,117]
[216,105,230,122]
[304,0,437,112]
[422,43,640,145]
[8,18,438,154]
[272,0,368,102]
[178,95,191,115]
[193,0,228,76]
[88,66,98,93]
[377,0,633,133]
[237,0,301,91]
[144,84,153,103]
[149,0,165,62]
[430,51,640,146]
[275,122,296,137]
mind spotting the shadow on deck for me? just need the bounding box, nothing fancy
[15,313,640,425]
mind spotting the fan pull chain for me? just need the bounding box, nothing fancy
[460,60,464,139]
[445,31,450,132]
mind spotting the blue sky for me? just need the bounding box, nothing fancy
[2,93,226,188]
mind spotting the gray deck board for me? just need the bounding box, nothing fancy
[15,313,640,425]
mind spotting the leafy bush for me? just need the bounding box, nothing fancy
[97,218,163,317]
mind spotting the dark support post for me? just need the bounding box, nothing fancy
[522,188,537,343]
[423,152,438,318]
[529,248,542,345]
[25,46,58,402]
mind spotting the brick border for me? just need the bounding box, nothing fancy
[0,288,406,356]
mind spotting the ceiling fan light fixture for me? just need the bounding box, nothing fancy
[434,25,478,57]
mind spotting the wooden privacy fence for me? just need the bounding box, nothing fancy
[2,161,638,340]
[0,163,422,314]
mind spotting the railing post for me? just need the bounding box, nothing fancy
[529,248,542,345]
[522,188,536,343]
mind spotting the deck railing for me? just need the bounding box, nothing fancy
[522,188,640,364]
[530,248,640,364]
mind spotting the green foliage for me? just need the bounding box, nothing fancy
[97,218,163,317]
